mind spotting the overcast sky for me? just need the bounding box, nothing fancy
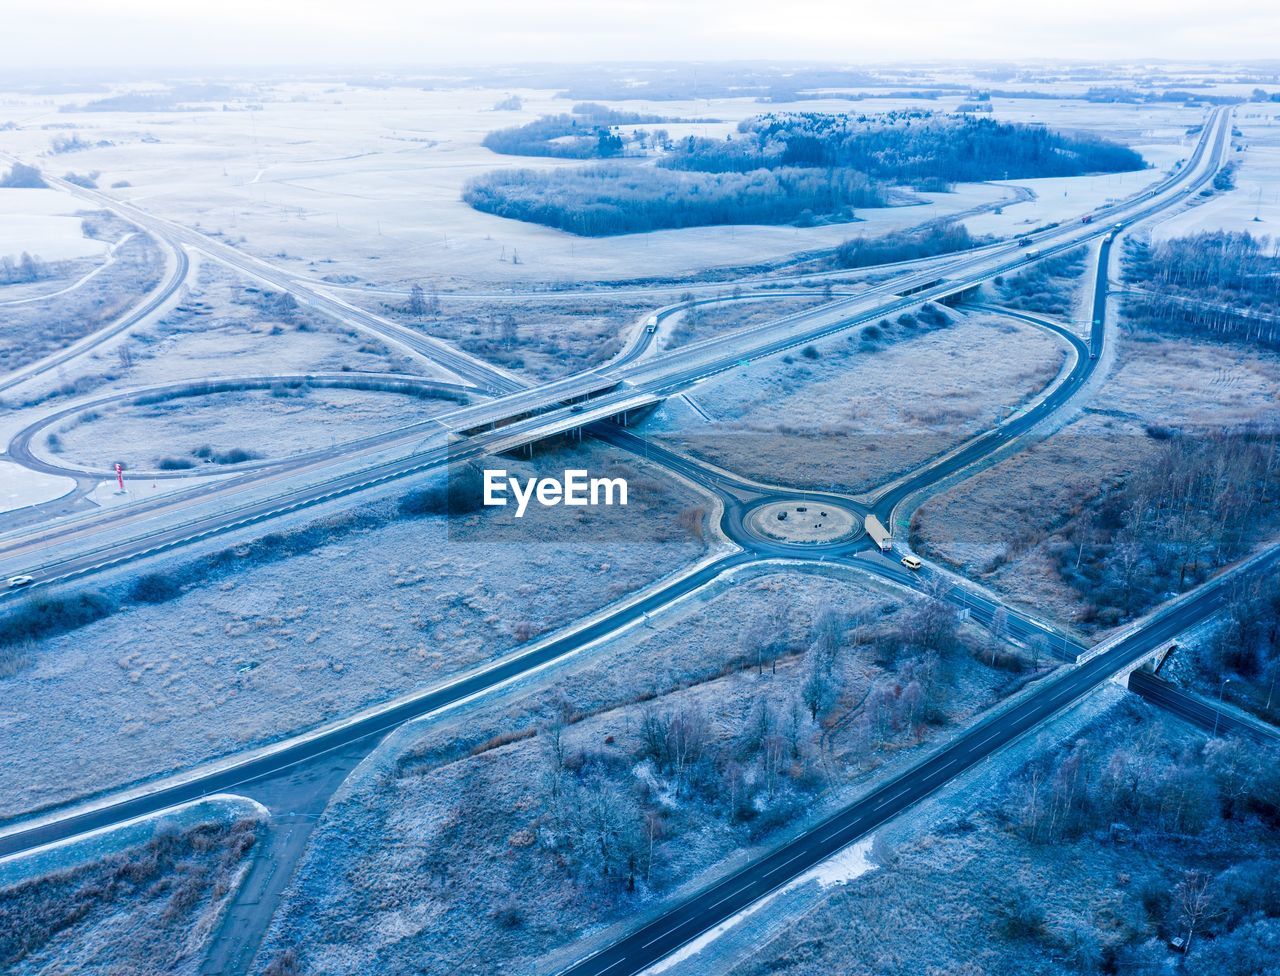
[7,0,1278,71]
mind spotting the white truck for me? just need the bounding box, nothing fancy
[864,514,893,552]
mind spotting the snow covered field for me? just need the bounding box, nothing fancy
[0,87,1200,288]
[40,386,459,473]
[0,458,73,514]
[912,332,1280,626]
[0,188,108,263]
[254,565,1042,976]
[1152,106,1280,240]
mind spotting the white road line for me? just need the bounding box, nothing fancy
[872,787,912,811]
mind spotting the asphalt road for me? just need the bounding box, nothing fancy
[554,544,1280,976]
[0,107,1232,877]
[1128,669,1279,744]
[0,549,751,857]
[0,236,189,396]
[0,107,1227,595]
[8,372,473,481]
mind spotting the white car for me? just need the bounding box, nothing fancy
[6,575,35,588]
[900,555,923,571]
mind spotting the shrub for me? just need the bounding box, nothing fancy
[211,447,261,465]
[836,223,981,269]
[0,592,115,650]
[0,162,45,188]
[399,466,485,518]
[129,573,183,604]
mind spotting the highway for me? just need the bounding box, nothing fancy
[0,105,1248,976]
[554,544,1280,976]
[0,108,1229,597]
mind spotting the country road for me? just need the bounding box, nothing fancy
[0,103,1251,976]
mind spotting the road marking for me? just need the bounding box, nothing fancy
[592,957,629,974]
[872,787,912,811]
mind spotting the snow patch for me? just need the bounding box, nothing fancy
[795,835,877,888]
[0,459,74,513]
[0,189,109,263]
[642,836,877,975]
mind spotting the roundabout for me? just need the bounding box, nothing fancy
[745,499,859,545]
[727,494,866,557]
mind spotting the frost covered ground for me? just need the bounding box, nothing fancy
[253,566,1048,976]
[0,806,261,976]
[0,441,713,818]
[959,99,1203,237]
[0,258,428,429]
[723,702,1280,976]
[642,308,1066,493]
[386,293,655,379]
[911,332,1280,627]
[39,386,458,473]
[0,211,164,376]
[659,294,836,351]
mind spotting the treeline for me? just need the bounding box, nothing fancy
[1123,232,1280,348]
[569,103,673,125]
[1199,576,1280,722]
[464,165,885,237]
[0,252,53,285]
[1084,86,1242,105]
[481,104,677,160]
[553,65,880,103]
[1007,720,1280,970]
[1012,725,1280,846]
[482,114,627,160]
[660,109,932,174]
[466,110,1144,235]
[833,223,981,269]
[662,112,1145,184]
[1008,727,1280,968]
[1057,431,1279,624]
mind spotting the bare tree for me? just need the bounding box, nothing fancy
[539,712,570,807]
[407,282,428,316]
[988,605,1009,666]
[500,313,519,349]
[1174,870,1217,957]
[801,650,838,722]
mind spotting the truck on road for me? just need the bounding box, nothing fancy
[865,514,893,552]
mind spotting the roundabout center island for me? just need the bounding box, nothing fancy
[743,499,860,546]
